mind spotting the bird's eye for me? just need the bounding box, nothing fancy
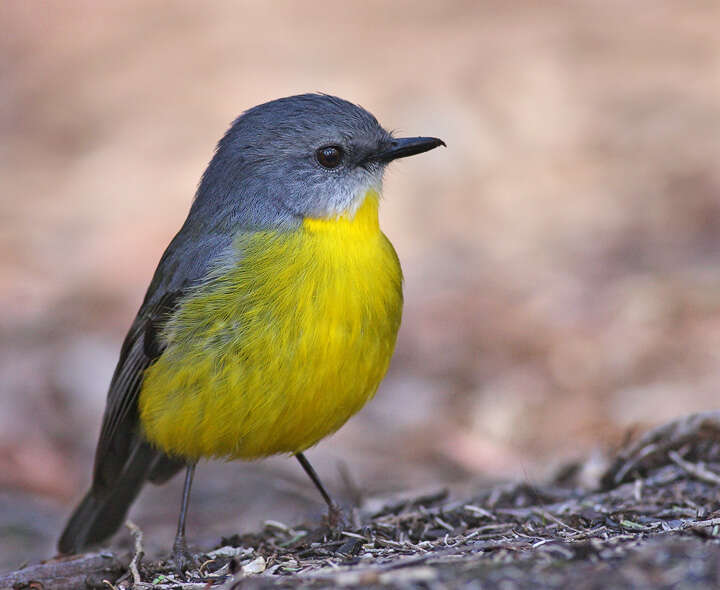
[316,145,344,169]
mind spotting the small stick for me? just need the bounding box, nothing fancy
[126,520,144,586]
[668,450,720,486]
[532,509,582,534]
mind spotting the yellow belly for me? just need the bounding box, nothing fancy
[138,192,403,460]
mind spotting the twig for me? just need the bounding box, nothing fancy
[603,411,720,486]
[126,520,144,587]
[532,509,582,534]
[0,552,128,590]
[681,517,720,531]
[668,450,720,486]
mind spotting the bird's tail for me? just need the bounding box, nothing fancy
[58,441,183,554]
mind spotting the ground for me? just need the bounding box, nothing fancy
[3,0,720,573]
[2,3,720,586]
[4,413,720,590]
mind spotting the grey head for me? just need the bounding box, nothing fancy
[190,93,445,229]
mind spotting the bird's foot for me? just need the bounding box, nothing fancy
[601,410,720,488]
[171,536,199,578]
[324,502,350,532]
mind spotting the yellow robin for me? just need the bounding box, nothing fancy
[58,93,444,567]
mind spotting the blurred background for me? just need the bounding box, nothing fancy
[2,0,720,570]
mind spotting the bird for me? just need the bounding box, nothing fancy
[58,93,445,568]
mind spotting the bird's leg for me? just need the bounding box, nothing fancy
[295,452,344,528]
[172,462,198,575]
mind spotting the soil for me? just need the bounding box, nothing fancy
[5,414,720,590]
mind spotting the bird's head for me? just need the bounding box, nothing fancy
[194,94,444,228]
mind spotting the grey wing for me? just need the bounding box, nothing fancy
[91,291,181,490]
[58,224,234,553]
[93,226,234,489]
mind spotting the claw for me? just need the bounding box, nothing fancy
[171,536,198,578]
[325,503,348,530]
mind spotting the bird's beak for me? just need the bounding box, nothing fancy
[375,136,446,162]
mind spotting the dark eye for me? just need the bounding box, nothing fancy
[316,145,344,168]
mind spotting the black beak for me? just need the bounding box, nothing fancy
[375,136,446,162]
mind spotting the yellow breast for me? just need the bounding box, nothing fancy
[138,191,403,460]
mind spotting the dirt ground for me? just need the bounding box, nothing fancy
[4,413,720,589]
[2,0,720,582]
